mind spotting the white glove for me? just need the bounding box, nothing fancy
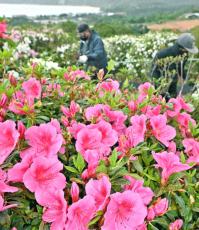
[78,55,88,63]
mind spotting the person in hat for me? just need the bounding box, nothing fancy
[151,33,198,98]
[77,23,108,77]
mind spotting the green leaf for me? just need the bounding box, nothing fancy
[64,166,79,174]
[132,160,143,173]
[73,153,85,173]
[96,160,108,174]
[88,211,103,227]
[109,150,118,167]
[152,217,169,228]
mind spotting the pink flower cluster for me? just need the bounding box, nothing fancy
[64,69,90,82]
[8,77,41,115]
[96,78,121,97]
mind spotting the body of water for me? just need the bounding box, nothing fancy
[0,4,101,17]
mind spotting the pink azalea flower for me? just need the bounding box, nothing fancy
[86,176,111,211]
[124,176,154,205]
[147,198,168,221]
[22,77,42,99]
[85,104,110,122]
[150,115,176,147]
[83,149,101,165]
[90,120,118,147]
[102,190,147,230]
[0,21,8,39]
[76,127,102,154]
[177,113,196,137]
[177,97,193,112]
[65,195,96,230]
[144,105,162,118]
[138,82,154,96]
[7,148,35,183]
[104,109,127,135]
[67,121,86,139]
[0,195,17,212]
[23,156,66,194]
[128,100,137,113]
[125,115,147,147]
[0,93,8,108]
[152,151,192,185]
[167,98,182,117]
[169,219,183,230]
[183,138,199,164]
[0,169,18,193]
[81,163,97,180]
[136,223,147,230]
[167,141,176,153]
[36,189,67,230]
[25,123,63,157]
[61,101,80,118]
[97,79,120,97]
[70,182,80,203]
[0,120,19,165]
[17,121,26,139]
[9,90,34,115]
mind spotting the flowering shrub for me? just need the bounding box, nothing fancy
[0,20,198,230]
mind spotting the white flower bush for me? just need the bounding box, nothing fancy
[104,32,177,76]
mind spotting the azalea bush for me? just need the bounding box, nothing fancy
[0,20,199,230]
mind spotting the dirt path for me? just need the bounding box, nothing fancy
[148,19,199,31]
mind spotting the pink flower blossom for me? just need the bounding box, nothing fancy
[102,190,147,230]
[90,120,118,147]
[9,90,34,115]
[152,151,191,185]
[65,195,96,230]
[7,148,35,183]
[36,189,67,230]
[177,97,193,112]
[17,121,26,139]
[0,93,8,108]
[183,138,199,164]
[0,120,19,165]
[85,104,110,122]
[67,121,86,139]
[97,79,120,97]
[25,123,63,157]
[138,82,154,96]
[61,101,80,118]
[125,115,147,147]
[143,105,161,118]
[0,21,8,39]
[147,198,168,221]
[0,169,18,193]
[169,219,183,230]
[70,182,79,203]
[167,98,182,117]
[86,176,111,211]
[124,176,154,205]
[23,156,66,194]
[104,109,127,135]
[128,100,137,113]
[150,115,176,147]
[177,113,196,137]
[76,127,102,154]
[22,77,41,99]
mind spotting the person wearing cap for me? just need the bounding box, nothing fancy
[151,33,198,98]
[77,23,108,77]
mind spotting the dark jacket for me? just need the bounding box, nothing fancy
[151,43,188,79]
[79,30,107,70]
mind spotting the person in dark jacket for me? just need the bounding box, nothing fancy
[151,33,198,98]
[77,23,108,77]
